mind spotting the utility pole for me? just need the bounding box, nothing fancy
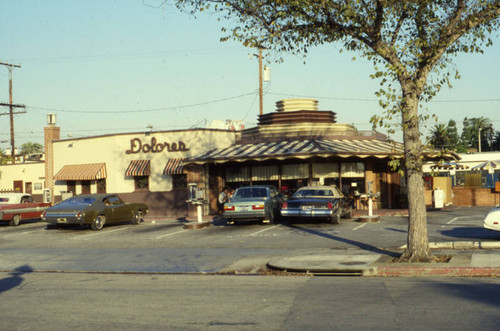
[258,48,263,116]
[0,61,25,164]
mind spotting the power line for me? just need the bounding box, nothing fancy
[28,92,256,114]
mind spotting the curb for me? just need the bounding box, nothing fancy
[399,241,500,250]
[364,266,500,277]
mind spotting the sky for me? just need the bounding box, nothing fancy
[1,0,499,149]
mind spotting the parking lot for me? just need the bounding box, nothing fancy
[1,207,498,251]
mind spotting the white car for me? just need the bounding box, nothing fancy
[484,207,500,232]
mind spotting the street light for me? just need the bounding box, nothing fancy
[478,127,482,153]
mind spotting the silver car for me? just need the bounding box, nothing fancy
[223,185,283,224]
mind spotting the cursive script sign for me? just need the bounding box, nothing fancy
[125,137,190,154]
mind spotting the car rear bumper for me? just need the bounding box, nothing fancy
[44,217,86,225]
[223,210,267,220]
[281,209,334,218]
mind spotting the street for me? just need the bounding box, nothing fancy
[1,273,499,330]
[1,206,500,329]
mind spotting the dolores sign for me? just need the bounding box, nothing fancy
[125,137,189,154]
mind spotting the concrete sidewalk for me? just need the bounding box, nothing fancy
[266,247,500,277]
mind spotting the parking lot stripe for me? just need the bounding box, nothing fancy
[155,229,186,239]
[441,216,470,228]
[250,225,279,236]
[353,223,367,231]
[72,227,128,239]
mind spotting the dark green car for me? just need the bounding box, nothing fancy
[42,194,148,230]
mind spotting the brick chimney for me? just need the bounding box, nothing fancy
[44,114,60,197]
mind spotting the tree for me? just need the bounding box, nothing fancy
[0,148,9,165]
[19,142,43,156]
[446,119,461,151]
[492,130,500,151]
[428,123,449,149]
[460,116,494,151]
[173,0,500,262]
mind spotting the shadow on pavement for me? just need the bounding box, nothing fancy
[282,223,400,258]
[0,265,33,294]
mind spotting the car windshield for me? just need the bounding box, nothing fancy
[58,197,96,207]
[233,187,268,199]
[293,189,334,198]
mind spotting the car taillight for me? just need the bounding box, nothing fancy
[252,204,264,210]
[327,202,333,209]
[224,205,235,211]
[282,202,288,209]
[76,211,83,219]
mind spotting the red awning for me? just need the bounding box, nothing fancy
[163,158,185,175]
[125,160,151,177]
[54,163,107,181]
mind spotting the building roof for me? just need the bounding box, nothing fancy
[187,138,403,164]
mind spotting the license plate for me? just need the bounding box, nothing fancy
[57,218,67,223]
[236,206,250,211]
[302,206,312,211]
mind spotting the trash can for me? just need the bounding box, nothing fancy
[433,188,444,209]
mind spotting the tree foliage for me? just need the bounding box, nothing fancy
[172,0,500,262]
[19,142,43,156]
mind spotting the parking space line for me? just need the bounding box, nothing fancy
[72,227,128,239]
[250,225,279,236]
[155,229,186,239]
[353,223,367,231]
[441,216,470,228]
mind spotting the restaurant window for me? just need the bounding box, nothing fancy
[97,179,106,193]
[341,162,365,178]
[173,174,187,189]
[67,181,76,194]
[81,180,91,194]
[226,166,250,182]
[134,176,149,191]
[252,165,279,186]
[282,164,308,179]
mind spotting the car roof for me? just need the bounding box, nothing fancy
[297,186,339,190]
[0,193,31,198]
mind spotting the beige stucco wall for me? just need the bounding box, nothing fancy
[0,162,46,193]
[51,129,236,195]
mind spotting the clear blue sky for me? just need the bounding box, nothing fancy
[1,0,499,147]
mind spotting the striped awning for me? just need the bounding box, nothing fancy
[187,138,403,164]
[125,160,151,177]
[54,163,107,181]
[163,158,185,175]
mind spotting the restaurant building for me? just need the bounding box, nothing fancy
[2,99,411,217]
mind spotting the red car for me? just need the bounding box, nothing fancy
[0,193,51,226]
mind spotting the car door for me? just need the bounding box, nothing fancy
[107,196,131,222]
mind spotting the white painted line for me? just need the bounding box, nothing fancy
[250,225,279,236]
[353,223,367,231]
[441,216,471,228]
[72,227,128,239]
[2,230,39,238]
[155,229,186,239]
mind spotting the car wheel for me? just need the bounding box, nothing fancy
[91,215,106,231]
[329,214,340,224]
[9,214,21,226]
[131,210,143,225]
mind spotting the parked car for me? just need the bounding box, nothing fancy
[42,193,148,230]
[484,207,500,232]
[0,193,51,226]
[223,185,283,224]
[281,185,354,223]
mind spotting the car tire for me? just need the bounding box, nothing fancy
[91,215,106,231]
[9,214,21,226]
[329,214,340,224]
[131,210,143,225]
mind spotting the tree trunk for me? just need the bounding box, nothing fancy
[398,89,435,262]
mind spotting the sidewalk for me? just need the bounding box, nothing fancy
[266,247,500,277]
